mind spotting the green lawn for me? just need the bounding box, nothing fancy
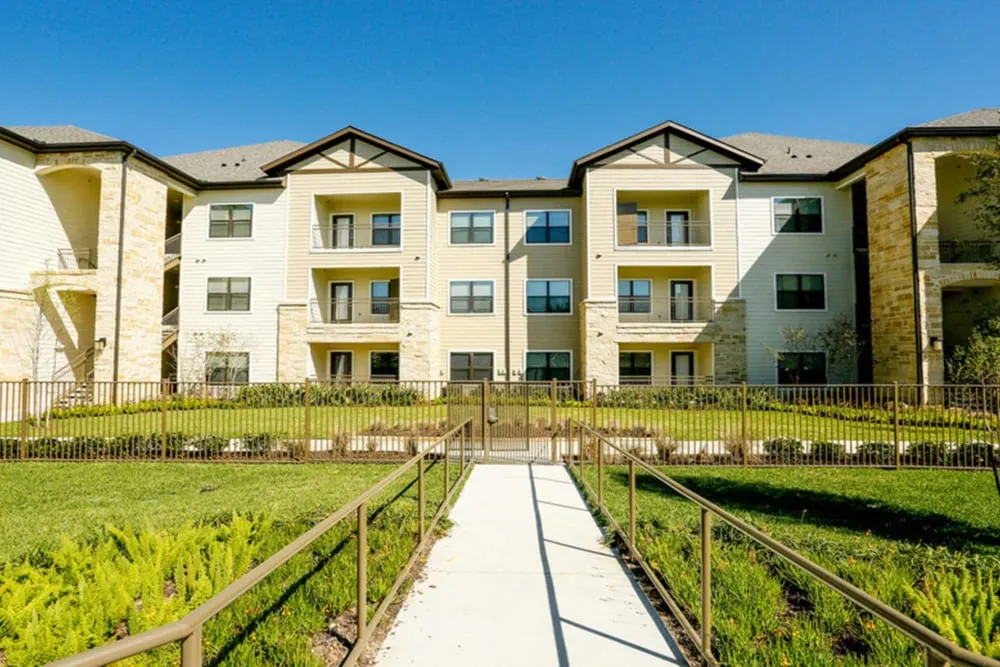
[3,404,993,444]
[576,466,1000,665]
[0,461,467,665]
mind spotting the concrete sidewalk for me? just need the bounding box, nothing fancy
[375,464,686,666]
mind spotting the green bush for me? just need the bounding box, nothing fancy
[858,441,896,465]
[954,441,998,467]
[762,437,803,460]
[241,432,277,456]
[808,440,846,462]
[907,440,952,466]
[0,437,19,459]
[187,434,229,457]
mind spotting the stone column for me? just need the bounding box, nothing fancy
[711,299,747,383]
[581,300,619,386]
[399,302,441,382]
[276,302,308,381]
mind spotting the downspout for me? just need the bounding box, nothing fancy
[504,191,511,382]
[733,168,743,298]
[906,140,925,387]
[111,148,136,402]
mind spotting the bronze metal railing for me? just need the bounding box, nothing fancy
[47,419,473,667]
[616,219,712,247]
[939,239,1000,264]
[309,298,401,324]
[568,419,1000,667]
[617,297,719,323]
[311,221,402,249]
[56,248,98,270]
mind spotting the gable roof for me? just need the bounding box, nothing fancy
[5,124,119,144]
[917,108,1000,128]
[162,140,304,183]
[260,126,451,188]
[723,133,871,178]
[567,120,765,187]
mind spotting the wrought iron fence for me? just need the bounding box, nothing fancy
[1,380,998,467]
[939,239,1000,264]
[568,420,1000,667]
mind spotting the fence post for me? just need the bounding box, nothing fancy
[628,458,636,550]
[550,378,558,464]
[304,378,312,463]
[481,380,490,464]
[444,434,450,498]
[180,626,202,666]
[590,378,597,429]
[418,453,425,541]
[161,379,168,462]
[893,382,900,470]
[19,378,28,461]
[460,425,466,471]
[741,382,749,466]
[357,502,367,642]
[597,433,604,508]
[701,508,713,659]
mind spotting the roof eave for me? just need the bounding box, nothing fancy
[437,187,581,199]
[740,172,834,182]
[831,125,1000,178]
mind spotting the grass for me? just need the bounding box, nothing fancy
[576,465,1000,665]
[3,404,995,443]
[0,460,467,665]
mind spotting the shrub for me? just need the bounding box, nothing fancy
[28,436,67,458]
[285,439,309,460]
[953,441,998,467]
[405,433,420,457]
[367,437,379,453]
[762,437,803,461]
[188,434,229,457]
[0,437,19,459]
[241,432,277,456]
[857,441,896,465]
[330,431,351,457]
[907,440,952,466]
[720,428,751,463]
[654,432,678,463]
[809,440,847,462]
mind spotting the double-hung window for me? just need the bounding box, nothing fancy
[450,212,494,244]
[370,351,400,380]
[209,204,253,238]
[524,351,571,381]
[618,279,651,314]
[525,211,570,244]
[777,352,827,385]
[207,277,250,311]
[774,197,823,234]
[450,352,493,381]
[205,352,249,384]
[619,352,652,385]
[775,274,825,310]
[450,281,494,314]
[526,279,571,314]
[372,214,401,246]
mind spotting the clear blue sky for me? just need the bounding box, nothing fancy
[1,0,996,180]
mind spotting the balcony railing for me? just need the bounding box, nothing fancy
[309,298,401,324]
[619,375,716,386]
[311,222,401,250]
[165,233,182,257]
[56,248,97,270]
[616,220,711,247]
[938,239,1000,264]
[618,297,718,323]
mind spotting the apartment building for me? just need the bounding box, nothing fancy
[1,109,997,390]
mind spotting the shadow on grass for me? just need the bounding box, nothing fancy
[605,469,1000,554]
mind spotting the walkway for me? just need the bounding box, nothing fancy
[376,464,686,666]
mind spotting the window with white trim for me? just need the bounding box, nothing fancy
[525,211,570,244]
[775,274,825,310]
[526,279,571,314]
[525,351,571,381]
[205,352,249,384]
[450,281,494,314]
[450,212,494,244]
[777,352,827,385]
[209,205,252,238]
[450,352,493,381]
[206,277,250,311]
[774,197,822,233]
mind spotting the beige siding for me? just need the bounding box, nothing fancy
[435,196,583,380]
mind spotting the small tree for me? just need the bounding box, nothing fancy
[947,312,1000,385]
[769,317,868,382]
[955,119,1000,268]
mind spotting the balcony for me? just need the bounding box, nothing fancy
[164,233,181,270]
[311,220,401,250]
[310,297,400,324]
[618,297,718,323]
[57,248,98,270]
[938,240,1000,264]
[619,375,716,386]
[616,220,711,248]
[162,307,179,347]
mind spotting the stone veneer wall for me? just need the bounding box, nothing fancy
[580,300,619,386]
[276,303,308,381]
[865,144,919,383]
[712,299,747,383]
[0,290,36,380]
[398,302,441,381]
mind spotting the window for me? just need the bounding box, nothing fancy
[372,214,401,246]
[775,274,825,310]
[450,281,494,314]
[450,352,493,381]
[774,197,823,234]
[205,352,249,384]
[618,279,651,314]
[371,281,391,315]
[450,212,494,244]
[619,352,652,385]
[777,352,827,385]
[525,352,571,381]
[207,277,250,311]
[636,211,649,244]
[371,352,400,380]
[526,279,571,314]
[525,211,570,244]
[209,205,253,238]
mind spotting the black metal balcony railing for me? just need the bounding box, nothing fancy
[938,240,1000,264]
[617,297,718,323]
[311,222,401,249]
[616,220,711,247]
[56,248,97,270]
[309,298,401,324]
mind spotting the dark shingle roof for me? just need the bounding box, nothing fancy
[162,140,305,182]
[723,132,870,176]
[5,125,119,144]
[917,108,1000,128]
[449,178,571,193]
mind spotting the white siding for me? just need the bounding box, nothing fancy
[178,188,288,382]
[738,182,855,383]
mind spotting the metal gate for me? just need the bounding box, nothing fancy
[445,381,560,463]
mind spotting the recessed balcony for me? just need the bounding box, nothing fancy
[616,189,712,248]
[938,240,1000,264]
[312,193,402,251]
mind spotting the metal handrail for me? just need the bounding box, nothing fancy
[308,297,401,324]
[939,239,1000,264]
[311,221,402,249]
[616,219,712,246]
[568,419,1000,667]
[48,418,474,667]
[56,248,98,270]
[52,346,97,383]
[162,307,179,327]
[617,296,719,323]
[164,233,182,256]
